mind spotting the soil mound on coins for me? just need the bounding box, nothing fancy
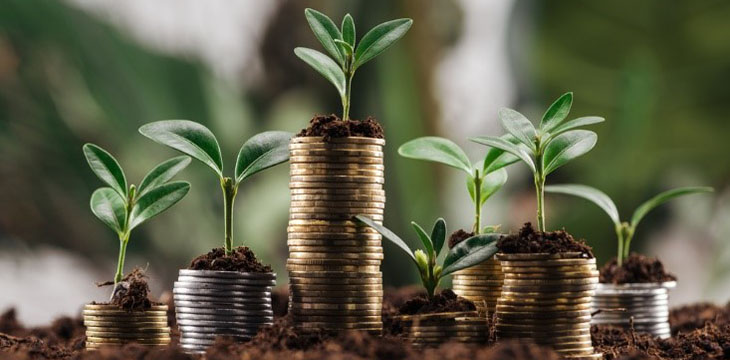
[95,267,152,311]
[448,229,474,249]
[599,253,677,284]
[189,247,272,273]
[398,289,476,315]
[297,114,384,139]
[497,223,594,257]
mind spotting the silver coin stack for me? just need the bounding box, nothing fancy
[591,281,676,339]
[172,269,276,353]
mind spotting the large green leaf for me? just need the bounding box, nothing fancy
[543,130,597,175]
[341,14,356,47]
[430,218,447,257]
[499,108,537,150]
[545,184,620,225]
[355,215,415,263]
[411,221,434,258]
[540,92,573,132]
[398,137,473,175]
[630,186,713,228]
[235,131,293,183]
[304,8,344,65]
[83,143,127,197]
[138,156,191,196]
[294,47,346,97]
[482,135,520,174]
[129,181,190,230]
[139,120,223,176]
[353,18,412,70]
[469,136,536,173]
[468,168,508,206]
[90,187,127,234]
[442,233,500,276]
[548,116,605,139]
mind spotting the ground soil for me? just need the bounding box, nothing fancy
[397,289,476,315]
[296,114,385,140]
[447,229,474,249]
[599,253,678,284]
[188,247,272,273]
[497,223,594,257]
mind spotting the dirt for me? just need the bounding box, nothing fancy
[296,114,385,140]
[599,253,678,284]
[98,268,152,311]
[397,289,476,315]
[670,302,730,336]
[189,247,272,273]
[447,229,474,249]
[497,223,594,257]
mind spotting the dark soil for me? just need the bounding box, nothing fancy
[447,229,474,249]
[296,114,385,140]
[189,247,272,273]
[398,289,476,315]
[670,302,730,336]
[497,223,594,257]
[102,268,152,311]
[599,253,677,284]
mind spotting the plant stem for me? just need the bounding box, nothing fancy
[342,72,353,121]
[221,177,238,256]
[114,233,130,284]
[472,170,482,234]
[534,174,546,232]
[622,227,634,261]
[615,225,625,267]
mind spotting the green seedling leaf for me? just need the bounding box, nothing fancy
[398,137,473,175]
[355,215,415,263]
[545,184,620,225]
[540,92,573,132]
[341,14,356,47]
[334,39,354,58]
[469,136,536,173]
[548,116,605,138]
[499,108,537,150]
[482,135,520,174]
[304,8,344,65]
[543,130,597,175]
[354,18,412,70]
[83,144,128,197]
[411,221,434,258]
[468,168,508,206]
[90,188,127,234]
[482,225,501,233]
[235,131,293,183]
[139,120,224,177]
[442,233,500,276]
[631,186,714,228]
[129,181,190,230]
[138,156,191,197]
[430,218,447,257]
[294,47,346,97]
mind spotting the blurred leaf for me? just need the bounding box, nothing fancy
[235,131,292,183]
[499,108,537,150]
[294,47,346,96]
[411,221,434,257]
[467,168,508,206]
[90,188,126,234]
[355,215,415,262]
[548,116,605,138]
[442,234,500,276]
[304,8,344,65]
[631,186,714,228]
[129,181,190,230]
[354,18,413,70]
[545,184,620,225]
[139,120,223,177]
[398,136,472,175]
[83,144,127,197]
[543,130,597,175]
[138,156,191,197]
[482,135,520,174]
[540,92,573,132]
[470,136,536,173]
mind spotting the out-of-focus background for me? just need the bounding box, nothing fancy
[1,0,728,325]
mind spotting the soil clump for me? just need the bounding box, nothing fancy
[297,114,384,140]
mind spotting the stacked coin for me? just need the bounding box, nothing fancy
[591,281,675,339]
[287,136,385,333]
[394,311,488,347]
[495,253,602,360]
[83,304,170,350]
[172,269,275,354]
[452,258,503,314]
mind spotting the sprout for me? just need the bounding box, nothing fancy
[545,184,713,266]
[139,120,293,255]
[470,92,604,232]
[83,144,191,287]
[295,8,412,121]
[355,215,499,299]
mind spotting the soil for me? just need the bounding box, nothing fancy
[599,253,678,284]
[670,302,730,336]
[296,114,385,140]
[447,229,474,249]
[100,268,152,311]
[497,223,594,257]
[188,247,272,273]
[397,289,476,315]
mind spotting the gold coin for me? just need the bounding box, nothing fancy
[495,322,591,331]
[394,311,479,321]
[289,176,384,185]
[290,169,384,178]
[289,296,382,304]
[289,284,382,291]
[291,194,386,203]
[289,308,381,316]
[496,297,592,306]
[294,322,383,330]
[82,309,168,316]
[289,149,383,157]
[290,302,382,310]
[289,163,385,172]
[291,315,382,323]
[560,353,603,360]
[288,232,381,240]
[401,325,487,332]
[452,277,504,284]
[85,326,169,334]
[406,331,487,338]
[288,246,383,253]
[452,267,503,275]
[83,321,168,328]
[502,278,598,286]
[288,219,372,227]
[290,180,383,188]
[289,213,384,221]
[289,252,384,260]
[290,287,383,296]
[84,304,168,311]
[290,200,385,209]
[289,206,384,215]
[286,264,380,272]
[287,241,382,249]
[499,291,594,299]
[290,156,384,164]
[290,188,385,196]
[289,143,383,151]
[85,331,171,339]
[83,315,168,323]
[501,284,596,292]
[85,337,171,344]
[291,136,385,145]
[501,265,597,273]
[497,314,591,323]
[495,329,590,337]
[504,271,599,279]
[496,252,586,260]
[288,270,381,278]
[500,258,596,267]
[287,226,377,234]
[496,303,591,312]
[287,258,381,266]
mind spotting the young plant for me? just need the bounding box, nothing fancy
[83,144,191,287]
[139,120,293,256]
[545,184,713,266]
[356,215,499,299]
[295,8,412,121]
[398,137,518,234]
[470,92,604,232]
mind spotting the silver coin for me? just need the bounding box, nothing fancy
[176,319,273,327]
[174,299,270,308]
[176,305,271,314]
[173,288,272,296]
[179,269,276,279]
[173,294,271,303]
[179,325,264,333]
[174,280,276,288]
[181,331,255,340]
[176,312,273,320]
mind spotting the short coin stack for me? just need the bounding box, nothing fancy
[287,136,385,333]
[495,253,601,360]
[395,311,488,347]
[452,258,503,314]
[591,281,676,339]
[83,304,170,350]
[172,269,275,354]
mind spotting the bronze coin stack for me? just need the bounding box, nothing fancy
[287,136,385,333]
[394,311,488,347]
[452,258,503,314]
[83,304,170,350]
[495,253,601,360]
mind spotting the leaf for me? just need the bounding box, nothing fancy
[430,218,447,257]
[90,188,127,234]
[548,116,605,138]
[469,136,536,173]
[139,120,223,177]
[482,135,520,174]
[482,225,501,233]
[398,137,473,175]
[630,186,714,229]
[542,130,597,175]
[411,221,434,258]
[467,168,508,206]
[353,18,412,70]
[83,144,128,197]
[128,181,190,230]
[294,47,346,97]
[341,14,356,47]
[545,184,620,225]
[304,8,344,65]
[334,39,354,58]
[499,108,537,150]
[540,92,573,132]
[442,233,500,276]
[138,156,191,197]
[235,131,293,183]
[355,215,415,262]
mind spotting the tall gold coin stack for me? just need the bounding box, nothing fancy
[287,136,385,333]
[394,311,488,347]
[82,304,170,350]
[452,258,503,314]
[495,253,602,360]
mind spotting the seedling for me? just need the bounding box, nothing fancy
[139,120,293,255]
[470,92,604,232]
[83,144,191,287]
[295,8,412,121]
[546,184,713,266]
[356,215,499,299]
[398,137,518,234]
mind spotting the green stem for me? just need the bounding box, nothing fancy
[114,233,129,284]
[472,170,482,234]
[221,177,238,255]
[342,72,353,121]
[622,227,634,261]
[615,225,625,267]
[535,174,546,232]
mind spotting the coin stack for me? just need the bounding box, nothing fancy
[495,253,601,360]
[83,304,170,350]
[287,136,385,333]
[172,269,276,354]
[591,281,676,339]
[394,311,488,347]
[452,258,503,314]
